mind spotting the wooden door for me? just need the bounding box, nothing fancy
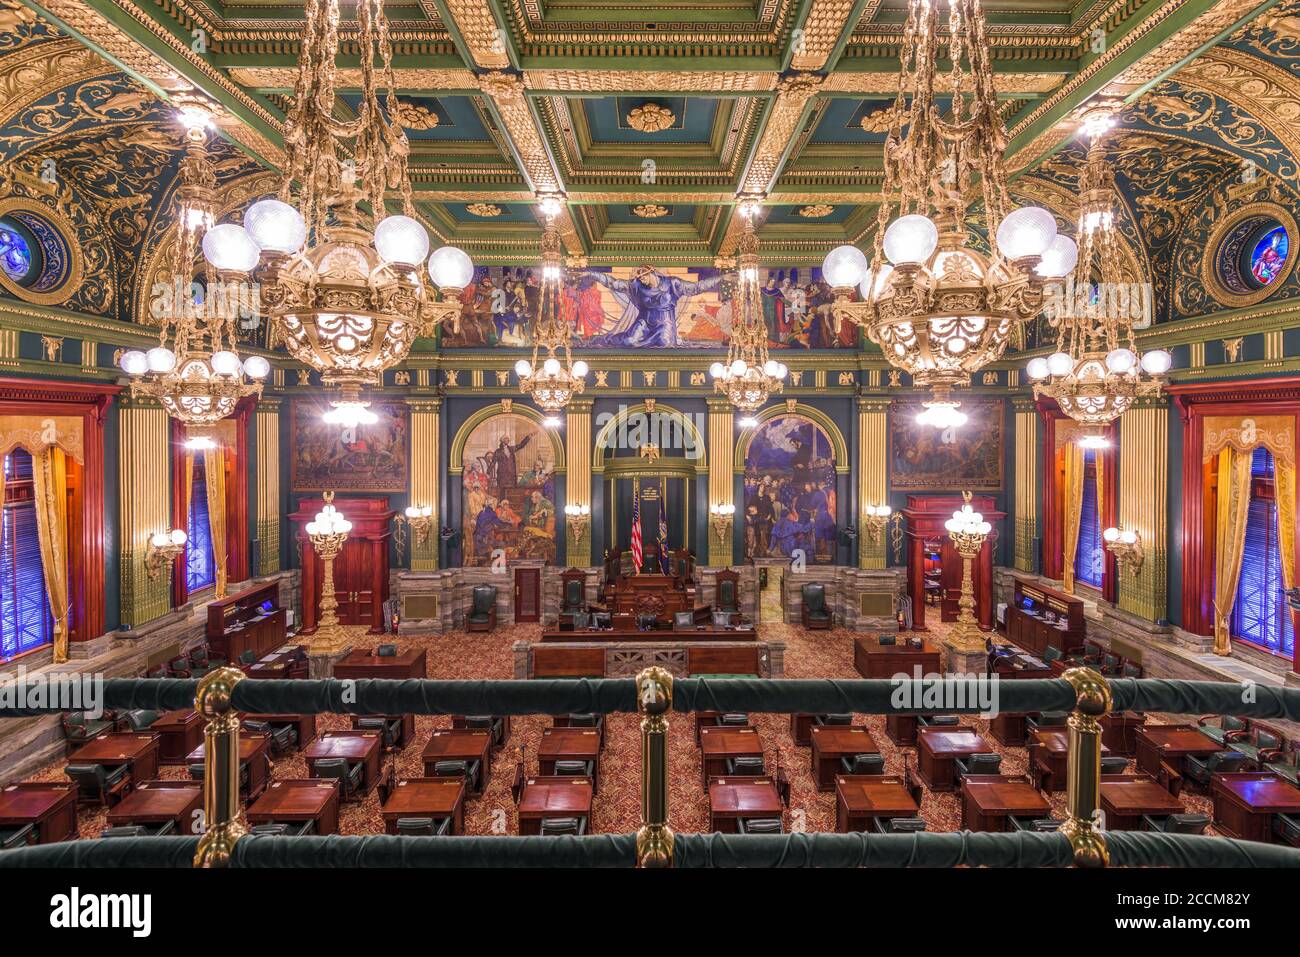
[514,567,541,623]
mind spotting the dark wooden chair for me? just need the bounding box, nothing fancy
[715,568,740,613]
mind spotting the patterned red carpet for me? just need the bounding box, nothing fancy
[31,621,1214,839]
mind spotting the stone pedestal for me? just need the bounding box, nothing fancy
[308,643,354,678]
[943,642,986,677]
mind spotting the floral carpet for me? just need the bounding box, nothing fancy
[32,620,1214,840]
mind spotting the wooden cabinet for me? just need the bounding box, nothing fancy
[206,581,285,662]
[1005,576,1085,657]
[290,497,395,636]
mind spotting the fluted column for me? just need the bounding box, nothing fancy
[564,399,593,564]
[119,396,171,626]
[1014,398,1040,573]
[1118,397,1169,621]
[255,398,282,577]
[408,398,442,571]
[858,397,889,569]
[707,399,734,567]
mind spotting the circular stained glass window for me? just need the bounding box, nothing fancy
[1204,204,1299,308]
[0,200,80,305]
[1246,225,1288,288]
[0,217,36,284]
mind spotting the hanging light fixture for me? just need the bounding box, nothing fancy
[1026,103,1171,442]
[119,94,267,434]
[820,0,1056,426]
[515,195,587,420]
[710,199,786,423]
[193,0,470,427]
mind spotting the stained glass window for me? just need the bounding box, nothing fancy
[0,220,33,283]
[1232,447,1295,658]
[1249,226,1289,287]
[1075,449,1104,589]
[1,450,53,661]
[186,458,216,594]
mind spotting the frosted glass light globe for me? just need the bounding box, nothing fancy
[428,245,474,290]
[775,362,787,378]
[374,215,430,266]
[1026,356,1050,380]
[210,350,241,375]
[242,355,270,379]
[858,264,894,300]
[730,359,747,376]
[883,214,939,266]
[202,223,260,272]
[170,528,188,547]
[709,362,725,378]
[543,357,561,376]
[1105,348,1137,373]
[243,198,306,254]
[515,359,533,377]
[1037,234,1078,278]
[1120,529,1137,545]
[763,359,780,377]
[821,245,869,288]
[146,346,177,373]
[120,350,148,375]
[572,359,589,377]
[1140,349,1172,375]
[1046,351,1074,376]
[996,206,1057,260]
[1103,527,1120,543]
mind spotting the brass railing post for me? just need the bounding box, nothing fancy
[1059,667,1111,868]
[636,666,674,868]
[193,666,246,868]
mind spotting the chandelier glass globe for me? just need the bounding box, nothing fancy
[1105,348,1137,373]
[146,346,177,373]
[1046,351,1074,376]
[821,244,869,288]
[209,350,242,376]
[1140,349,1172,375]
[119,350,149,375]
[374,215,431,266]
[1037,235,1079,278]
[241,355,271,379]
[243,198,307,254]
[996,206,1058,260]
[428,245,474,290]
[883,214,940,266]
[202,223,260,272]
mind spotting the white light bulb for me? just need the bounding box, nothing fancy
[543,357,561,376]
[169,528,188,546]
[209,350,241,375]
[883,214,939,266]
[821,245,869,288]
[730,359,747,376]
[776,363,787,379]
[1140,349,1172,375]
[146,346,176,373]
[150,532,168,548]
[1026,357,1050,380]
[996,205,1058,260]
[1046,351,1074,376]
[427,245,474,290]
[243,198,306,254]
[709,361,725,379]
[1036,234,1078,278]
[119,350,148,375]
[515,359,533,377]
[374,215,430,266]
[1103,527,1120,543]
[879,505,891,517]
[242,355,271,379]
[763,359,780,377]
[1120,530,1137,545]
[1105,348,1137,373]
[572,360,589,378]
[202,223,260,272]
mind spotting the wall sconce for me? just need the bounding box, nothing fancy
[394,504,435,563]
[145,528,188,581]
[1103,526,1144,576]
[709,503,735,542]
[564,503,591,542]
[863,503,892,543]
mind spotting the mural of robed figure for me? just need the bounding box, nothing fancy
[579,265,723,348]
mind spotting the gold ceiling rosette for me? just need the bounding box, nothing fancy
[627,103,676,132]
[188,0,473,429]
[1027,104,1171,443]
[822,0,1060,429]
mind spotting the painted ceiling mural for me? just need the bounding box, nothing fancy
[0,0,1298,341]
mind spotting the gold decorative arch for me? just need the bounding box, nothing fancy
[591,401,707,474]
[733,402,849,474]
[449,402,566,475]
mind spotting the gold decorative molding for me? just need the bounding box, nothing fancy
[466,203,503,217]
[857,399,887,569]
[255,404,281,577]
[442,0,512,68]
[798,204,834,218]
[790,0,859,71]
[408,399,442,571]
[633,204,669,219]
[396,101,441,130]
[626,103,675,132]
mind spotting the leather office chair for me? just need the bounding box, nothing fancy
[673,611,694,630]
[464,715,506,748]
[355,716,404,751]
[152,820,177,836]
[1197,714,1248,746]
[954,752,1002,780]
[249,822,315,836]
[467,585,498,632]
[737,817,783,834]
[123,709,161,732]
[396,817,452,836]
[1026,712,1068,735]
[565,713,604,741]
[877,634,897,646]
[1100,756,1130,776]
[1042,645,1062,664]
[917,715,959,728]
[840,753,885,775]
[167,655,192,678]
[715,570,740,613]
[1182,749,1248,788]
[554,759,594,778]
[1223,724,1285,767]
[540,817,586,836]
[188,762,250,791]
[0,823,35,849]
[61,711,116,756]
[814,713,853,727]
[314,757,365,800]
[1264,745,1300,787]
[376,643,398,657]
[432,759,481,793]
[872,816,927,833]
[1122,662,1142,679]
[1273,813,1300,847]
[716,713,750,727]
[100,825,148,839]
[244,719,296,754]
[238,650,257,667]
[65,763,129,806]
[189,646,225,676]
[560,577,586,616]
[1008,816,1062,832]
[724,756,766,776]
[1142,812,1210,835]
[800,583,832,630]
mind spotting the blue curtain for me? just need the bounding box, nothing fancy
[1075,449,1104,589]
[1,450,52,660]
[186,458,216,593]
[1233,447,1295,658]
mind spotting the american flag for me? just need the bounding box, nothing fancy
[630,480,643,573]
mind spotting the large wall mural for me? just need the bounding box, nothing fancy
[442,264,859,350]
[889,400,1003,490]
[290,399,409,492]
[742,415,838,563]
[461,412,557,566]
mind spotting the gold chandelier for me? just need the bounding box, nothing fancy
[198,0,471,429]
[709,200,786,422]
[515,197,587,422]
[119,94,267,439]
[822,0,1061,427]
[1027,104,1171,442]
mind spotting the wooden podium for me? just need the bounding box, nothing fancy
[289,496,395,636]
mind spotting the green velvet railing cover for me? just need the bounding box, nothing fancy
[1104,831,1300,868]
[0,836,201,868]
[230,834,637,868]
[3,676,1300,722]
[674,831,1075,868]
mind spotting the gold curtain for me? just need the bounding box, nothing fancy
[1095,449,1105,549]
[1061,442,1085,594]
[31,446,70,663]
[1276,455,1296,598]
[1212,448,1254,656]
[203,444,228,598]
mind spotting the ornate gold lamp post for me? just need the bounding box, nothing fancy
[144,528,188,581]
[944,492,992,673]
[305,491,352,656]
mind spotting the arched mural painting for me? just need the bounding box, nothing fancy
[742,415,837,563]
[461,413,557,566]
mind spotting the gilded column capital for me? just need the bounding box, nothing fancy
[566,398,594,415]
[407,397,443,414]
[857,397,891,414]
[706,398,736,415]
